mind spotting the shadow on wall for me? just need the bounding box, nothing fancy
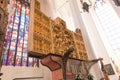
[112,0,120,6]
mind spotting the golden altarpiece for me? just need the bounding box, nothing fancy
[28,0,88,60]
[28,0,107,80]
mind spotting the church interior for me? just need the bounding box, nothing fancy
[0,0,120,80]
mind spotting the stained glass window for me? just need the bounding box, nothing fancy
[2,0,39,67]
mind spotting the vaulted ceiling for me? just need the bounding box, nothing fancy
[39,0,83,31]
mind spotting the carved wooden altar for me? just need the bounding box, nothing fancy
[28,0,88,60]
[27,0,104,80]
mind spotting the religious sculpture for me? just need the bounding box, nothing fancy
[28,0,88,60]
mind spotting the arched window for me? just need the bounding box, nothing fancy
[2,0,39,67]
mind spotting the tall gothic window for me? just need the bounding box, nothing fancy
[94,0,120,70]
[2,0,39,67]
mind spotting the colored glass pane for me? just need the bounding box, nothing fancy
[2,0,39,67]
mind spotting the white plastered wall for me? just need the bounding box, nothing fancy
[77,0,119,79]
[80,10,118,80]
[109,0,120,17]
[1,63,52,80]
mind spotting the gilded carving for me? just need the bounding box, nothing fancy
[28,0,88,60]
[31,0,52,54]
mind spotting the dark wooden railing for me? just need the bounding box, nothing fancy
[13,77,43,80]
